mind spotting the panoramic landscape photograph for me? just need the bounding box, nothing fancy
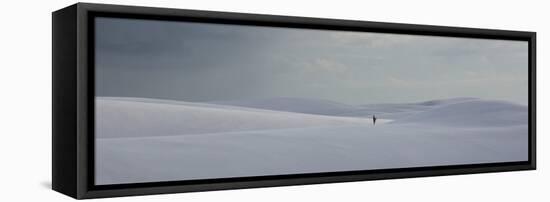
[94,17,529,185]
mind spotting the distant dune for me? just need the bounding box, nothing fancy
[392,100,528,126]
[210,97,485,117]
[416,97,479,106]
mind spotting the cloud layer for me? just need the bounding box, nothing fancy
[95,17,528,105]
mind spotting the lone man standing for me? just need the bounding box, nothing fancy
[373,115,377,125]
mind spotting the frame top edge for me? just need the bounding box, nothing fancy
[75,2,535,39]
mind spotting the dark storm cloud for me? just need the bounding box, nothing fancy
[95,17,528,105]
[95,17,286,101]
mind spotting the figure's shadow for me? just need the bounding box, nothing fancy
[41,181,51,189]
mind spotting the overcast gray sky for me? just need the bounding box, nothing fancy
[95,17,528,105]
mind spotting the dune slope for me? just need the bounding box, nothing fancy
[96,97,374,138]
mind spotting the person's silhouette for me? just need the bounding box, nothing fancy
[373,115,377,125]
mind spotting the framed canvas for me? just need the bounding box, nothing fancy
[52,3,536,199]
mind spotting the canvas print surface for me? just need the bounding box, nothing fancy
[94,17,529,185]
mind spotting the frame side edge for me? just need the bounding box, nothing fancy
[530,32,536,169]
[52,4,79,199]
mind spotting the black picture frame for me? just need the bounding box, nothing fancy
[52,3,536,199]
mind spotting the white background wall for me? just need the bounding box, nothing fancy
[0,0,546,201]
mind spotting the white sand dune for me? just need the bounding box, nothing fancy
[340,97,481,119]
[95,97,528,185]
[96,97,379,138]
[392,100,528,126]
[210,97,361,116]
[209,97,488,120]
[97,124,527,185]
